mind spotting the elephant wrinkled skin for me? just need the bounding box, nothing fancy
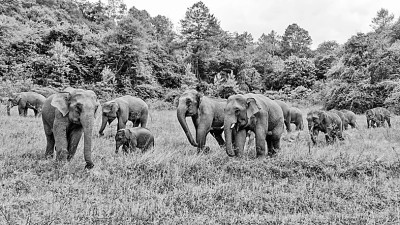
[224,93,284,157]
[274,100,291,132]
[307,110,344,145]
[8,92,46,117]
[366,107,391,128]
[329,109,346,130]
[115,127,154,153]
[99,95,149,136]
[289,107,304,130]
[41,87,100,169]
[177,90,226,153]
[340,109,358,129]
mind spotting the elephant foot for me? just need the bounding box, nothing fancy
[85,162,94,169]
[56,150,68,161]
[67,154,74,161]
[198,146,210,154]
[248,148,257,159]
[267,149,277,157]
[99,132,104,136]
[45,153,54,159]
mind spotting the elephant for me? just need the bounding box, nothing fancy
[289,107,304,130]
[329,109,346,130]
[7,92,46,117]
[366,107,391,128]
[274,100,291,132]
[307,110,344,145]
[99,95,149,136]
[115,127,154,153]
[177,89,226,153]
[41,87,100,169]
[224,93,284,157]
[340,109,358,129]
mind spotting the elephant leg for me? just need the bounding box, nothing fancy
[196,119,212,153]
[18,105,25,116]
[67,126,84,160]
[285,116,291,133]
[387,118,391,128]
[140,114,148,128]
[310,129,318,145]
[255,128,267,157]
[210,129,225,147]
[45,134,55,158]
[234,129,247,157]
[117,118,128,131]
[33,108,39,117]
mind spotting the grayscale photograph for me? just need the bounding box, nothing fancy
[1,0,400,223]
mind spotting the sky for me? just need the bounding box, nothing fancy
[111,0,400,49]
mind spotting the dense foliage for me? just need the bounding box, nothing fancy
[1,1,400,113]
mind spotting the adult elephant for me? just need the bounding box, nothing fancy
[340,109,358,129]
[7,92,46,117]
[329,109,346,130]
[366,107,391,128]
[224,93,284,157]
[99,95,149,136]
[177,90,225,153]
[42,87,100,169]
[289,107,304,130]
[307,110,344,145]
[274,100,291,132]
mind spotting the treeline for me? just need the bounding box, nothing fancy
[1,0,400,113]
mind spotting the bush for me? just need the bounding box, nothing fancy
[164,89,180,103]
[323,80,397,113]
[133,84,163,100]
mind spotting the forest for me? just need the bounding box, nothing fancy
[1,0,400,113]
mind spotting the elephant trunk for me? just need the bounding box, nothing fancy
[6,100,12,116]
[99,115,107,135]
[81,114,95,169]
[177,106,197,147]
[224,117,237,157]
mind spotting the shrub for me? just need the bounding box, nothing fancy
[133,84,163,100]
[323,80,397,113]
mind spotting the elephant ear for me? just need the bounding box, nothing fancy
[51,92,71,117]
[246,98,261,121]
[110,101,119,113]
[14,94,22,104]
[124,129,132,141]
[319,111,328,123]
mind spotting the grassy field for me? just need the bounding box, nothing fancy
[1,105,400,224]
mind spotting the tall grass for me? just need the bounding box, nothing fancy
[1,106,400,224]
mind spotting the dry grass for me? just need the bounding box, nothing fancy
[1,106,400,224]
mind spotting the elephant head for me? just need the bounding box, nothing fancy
[115,129,131,153]
[51,88,100,168]
[176,90,202,147]
[7,94,21,115]
[306,110,327,143]
[224,94,259,156]
[366,109,377,127]
[102,101,119,122]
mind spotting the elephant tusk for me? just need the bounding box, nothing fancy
[230,123,235,129]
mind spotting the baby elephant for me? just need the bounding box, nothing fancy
[115,127,154,153]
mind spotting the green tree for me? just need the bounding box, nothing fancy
[281,23,312,58]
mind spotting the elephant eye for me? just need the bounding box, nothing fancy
[186,99,192,106]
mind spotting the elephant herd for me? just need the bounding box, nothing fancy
[2,88,393,169]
